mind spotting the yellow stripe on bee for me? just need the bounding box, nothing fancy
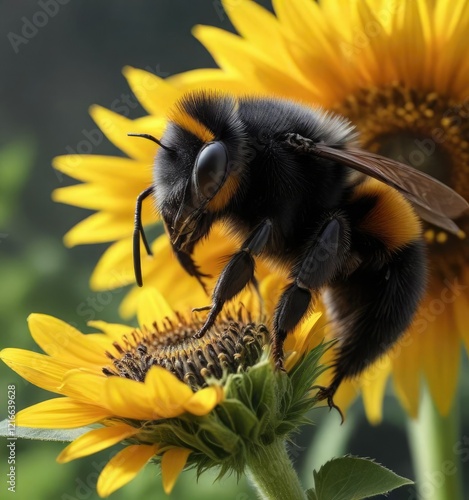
[353,179,421,250]
[207,174,241,211]
[169,107,214,143]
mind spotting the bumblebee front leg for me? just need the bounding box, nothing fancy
[172,245,211,295]
[273,216,350,369]
[194,220,273,339]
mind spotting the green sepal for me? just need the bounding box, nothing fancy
[307,456,413,500]
[141,342,334,479]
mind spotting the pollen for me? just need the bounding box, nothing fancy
[424,229,435,243]
[103,310,269,389]
[436,232,448,244]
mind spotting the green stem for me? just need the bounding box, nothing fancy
[407,385,464,500]
[246,439,307,500]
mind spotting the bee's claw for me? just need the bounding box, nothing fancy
[312,384,344,424]
[192,305,211,313]
[274,358,286,373]
[193,300,223,339]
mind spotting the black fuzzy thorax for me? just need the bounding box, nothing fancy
[224,98,354,261]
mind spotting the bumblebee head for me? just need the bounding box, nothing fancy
[154,91,248,250]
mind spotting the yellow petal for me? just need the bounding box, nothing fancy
[183,385,224,416]
[133,113,168,131]
[17,398,112,428]
[223,0,294,69]
[87,320,136,342]
[333,380,359,417]
[360,356,392,425]
[63,212,133,247]
[421,309,460,416]
[89,105,160,162]
[168,68,250,95]
[258,274,286,317]
[137,288,175,331]
[59,371,107,403]
[57,424,139,463]
[102,376,160,420]
[102,366,193,420]
[122,66,180,116]
[0,348,72,393]
[391,328,423,419]
[161,448,191,494]
[53,182,148,212]
[193,25,314,102]
[97,444,158,498]
[90,236,142,290]
[145,366,194,418]
[273,0,334,58]
[434,0,468,41]
[285,312,323,356]
[52,155,150,184]
[391,0,428,89]
[273,0,353,99]
[27,314,109,368]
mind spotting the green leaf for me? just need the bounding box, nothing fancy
[311,456,413,500]
[0,420,93,442]
[306,488,318,500]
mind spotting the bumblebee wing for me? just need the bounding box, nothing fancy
[314,144,469,235]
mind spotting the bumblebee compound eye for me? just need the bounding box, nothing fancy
[193,141,229,202]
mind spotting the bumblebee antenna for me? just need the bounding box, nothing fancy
[127,133,175,152]
[134,186,154,287]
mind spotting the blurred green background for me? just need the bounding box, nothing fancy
[0,1,468,499]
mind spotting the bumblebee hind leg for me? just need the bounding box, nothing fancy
[325,239,427,393]
[272,215,350,369]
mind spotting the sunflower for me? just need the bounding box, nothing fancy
[52,0,469,421]
[1,287,334,498]
[182,0,469,421]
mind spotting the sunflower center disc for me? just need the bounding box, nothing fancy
[103,312,269,389]
[335,83,469,276]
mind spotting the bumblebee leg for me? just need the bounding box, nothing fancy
[194,220,273,339]
[173,246,211,295]
[272,217,350,370]
[311,384,344,424]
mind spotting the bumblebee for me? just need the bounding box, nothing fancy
[130,92,469,413]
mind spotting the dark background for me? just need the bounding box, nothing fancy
[0,1,467,499]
